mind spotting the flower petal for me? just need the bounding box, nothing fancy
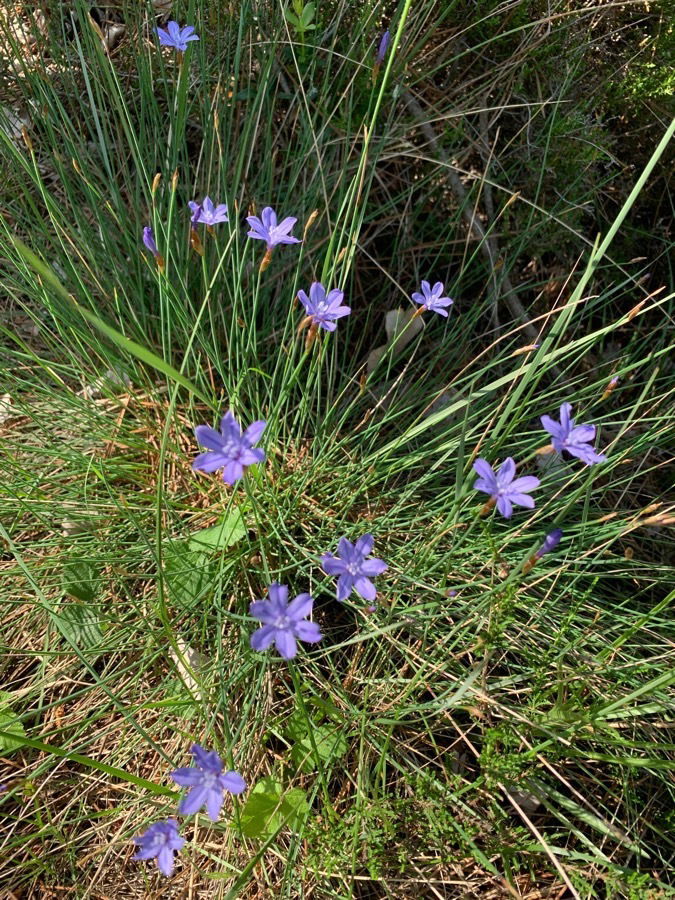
[567,424,595,445]
[206,787,223,822]
[239,448,265,465]
[171,767,203,787]
[192,451,227,473]
[496,495,513,518]
[354,576,377,601]
[360,557,388,576]
[559,403,573,431]
[325,288,345,309]
[222,460,244,484]
[261,207,277,229]
[287,592,313,620]
[473,478,495,495]
[275,630,297,659]
[309,281,325,306]
[337,536,354,558]
[250,624,276,651]
[472,458,495,483]
[294,620,322,643]
[336,574,354,601]
[243,419,266,446]
[191,744,221,770]
[178,784,207,816]
[510,492,535,509]
[275,216,297,235]
[221,771,247,794]
[540,415,563,439]
[510,476,540,493]
[268,583,288,606]
[331,305,351,319]
[249,600,275,624]
[354,534,374,556]
[220,410,241,438]
[566,444,606,465]
[194,424,223,451]
[321,554,347,575]
[497,457,516,483]
[157,846,175,877]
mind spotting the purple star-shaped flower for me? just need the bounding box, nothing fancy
[249,583,322,660]
[246,207,301,249]
[472,457,540,519]
[540,403,606,465]
[297,282,351,332]
[193,410,266,485]
[411,281,454,316]
[535,528,563,558]
[133,819,185,877]
[188,197,229,226]
[376,29,391,64]
[321,534,388,602]
[156,21,199,52]
[171,744,246,822]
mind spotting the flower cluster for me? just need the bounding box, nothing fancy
[472,402,606,519]
[133,743,246,877]
[132,22,611,879]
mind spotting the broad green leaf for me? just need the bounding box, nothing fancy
[62,559,100,603]
[0,692,27,754]
[237,777,309,838]
[284,10,300,27]
[188,509,246,553]
[163,544,214,609]
[290,723,348,773]
[301,2,315,24]
[55,602,105,653]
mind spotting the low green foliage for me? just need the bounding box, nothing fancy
[237,777,310,839]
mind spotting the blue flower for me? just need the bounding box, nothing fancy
[246,207,301,249]
[142,226,159,257]
[412,281,454,316]
[376,29,390,64]
[171,744,246,822]
[297,282,351,332]
[156,21,199,52]
[133,819,185,877]
[536,528,563,558]
[193,411,266,485]
[188,197,229,226]
[473,457,540,519]
[249,584,323,660]
[541,403,606,465]
[321,534,388,602]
